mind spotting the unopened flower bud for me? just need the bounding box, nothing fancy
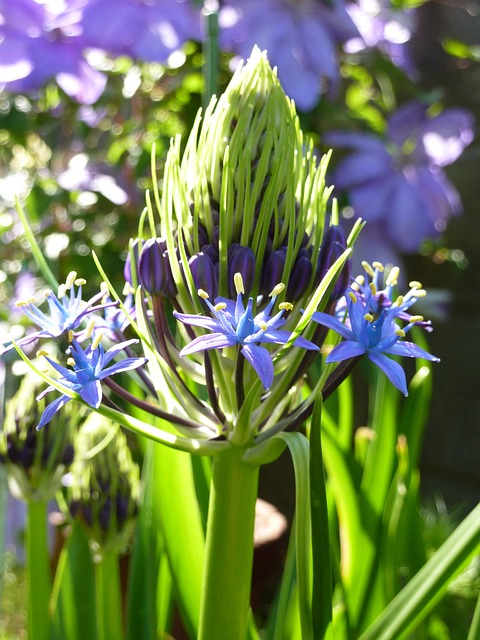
[228,245,256,296]
[64,413,140,557]
[317,225,351,301]
[0,372,80,501]
[189,251,218,298]
[138,237,176,297]
[287,248,313,300]
[261,248,287,295]
[124,238,143,286]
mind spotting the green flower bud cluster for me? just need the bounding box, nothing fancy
[155,47,333,315]
[0,372,79,502]
[63,413,140,558]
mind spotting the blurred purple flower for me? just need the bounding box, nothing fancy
[219,0,359,111]
[57,154,130,205]
[327,102,474,254]
[344,0,417,73]
[80,0,201,62]
[0,0,106,104]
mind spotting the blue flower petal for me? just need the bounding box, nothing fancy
[368,352,408,396]
[326,340,366,363]
[179,333,237,356]
[384,341,440,362]
[241,344,274,390]
[310,311,354,340]
[37,394,72,430]
[79,380,103,408]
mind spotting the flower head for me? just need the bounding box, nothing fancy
[219,0,359,110]
[310,262,440,395]
[326,102,474,256]
[37,337,147,429]
[0,0,106,103]
[80,0,201,63]
[174,273,318,390]
[1,272,116,354]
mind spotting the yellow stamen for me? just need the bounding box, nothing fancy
[74,278,86,286]
[361,261,375,277]
[259,321,268,331]
[269,282,285,297]
[395,328,406,337]
[67,357,75,367]
[122,282,134,296]
[386,266,400,287]
[43,289,52,298]
[15,299,30,307]
[279,302,293,311]
[85,319,96,338]
[364,313,374,322]
[214,302,227,311]
[57,284,66,298]
[348,292,357,303]
[92,332,103,350]
[409,315,424,323]
[234,272,245,295]
[395,295,404,307]
[67,330,74,343]
[65,271,77,288]
[409,280,422,289]
[369,283,377,296]
[372,261,384,272]
[198,289,209,299]
[37,350,50,357]
[413,289,426,297]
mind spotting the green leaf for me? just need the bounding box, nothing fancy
[276,431,313,639]
[151,441,205,637]
[126,442,163,640]
[51,523,97,640]
[309,397,333,639]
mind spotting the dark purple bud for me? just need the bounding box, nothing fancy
[287,249,313,300]
[261,247,287,295]
[201,243,218,264]
[124,238,143,285]
[99,498,111,532]
[62,443,75,466]
[116,495,129,525]
[228,245,256,296]
[189,251,218,297]
[317,225,351,301]
[138,238,176,297]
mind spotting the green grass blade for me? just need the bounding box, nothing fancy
[359,502,480,640]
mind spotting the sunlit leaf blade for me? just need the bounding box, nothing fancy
[50,523,97,640]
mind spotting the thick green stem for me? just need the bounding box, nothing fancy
[198,446,259,640]
[94,550,124,640]
[27,499,51,640]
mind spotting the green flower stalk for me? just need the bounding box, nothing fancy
[0,372,80,640]
[62,413,140,640]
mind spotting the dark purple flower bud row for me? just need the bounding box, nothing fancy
[0,415,75,471]
[69,483,138,536]
[316,225,351,302]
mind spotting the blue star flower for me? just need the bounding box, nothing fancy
[36,337,147,429]
[173,274,319,390]
[310,262,440,396]
[1,272,116,354]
